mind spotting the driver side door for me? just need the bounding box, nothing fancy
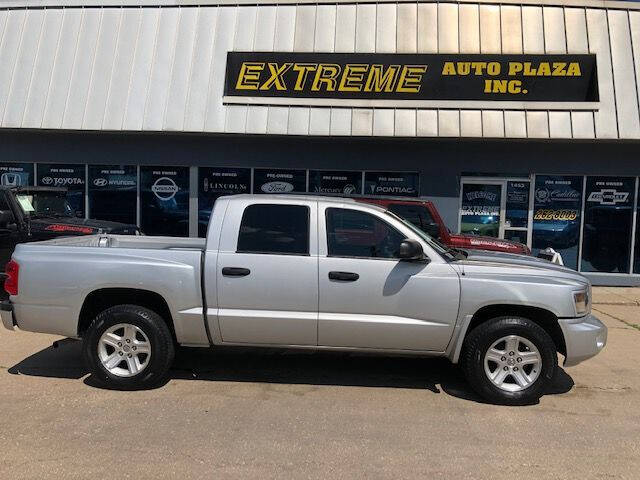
[318,206,460,352]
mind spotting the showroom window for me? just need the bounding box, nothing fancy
[88,165,137,224]
[37,164,86,216]
[140,166,190,237]
[0,162,34,187]
[532,175,583,270]
[198,167,251,237]
[582,177,635,273]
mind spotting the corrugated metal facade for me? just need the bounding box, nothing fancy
[1,1,640,139]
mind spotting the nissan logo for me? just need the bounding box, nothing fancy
[93,178,108,187]
[151,177,179,200]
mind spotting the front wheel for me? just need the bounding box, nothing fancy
[82,305,175,389]
[461,316,558,405]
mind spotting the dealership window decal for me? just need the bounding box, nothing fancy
[224,52,598,109]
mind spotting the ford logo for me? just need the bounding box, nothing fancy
[261,181,294,193]
[93,178,108,187]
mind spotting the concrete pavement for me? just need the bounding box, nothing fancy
[1,297,639,479]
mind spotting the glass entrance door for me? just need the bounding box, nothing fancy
[460,182,503,238]
[460,178,531,244]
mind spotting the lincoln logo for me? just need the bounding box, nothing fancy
[151,177,179,200]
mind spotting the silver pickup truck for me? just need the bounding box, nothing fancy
[1,195,606,405]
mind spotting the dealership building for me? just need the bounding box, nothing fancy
[1,0,640,284]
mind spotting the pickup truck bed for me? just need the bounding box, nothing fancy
[36,234,206,251]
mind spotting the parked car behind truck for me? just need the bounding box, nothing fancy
[0,186,141,272]
[1,195,606,405]
[358,197,530,255]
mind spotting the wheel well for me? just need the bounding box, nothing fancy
[467,304,566,356]
[77,288,175,340]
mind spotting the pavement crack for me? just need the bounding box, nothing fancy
[593,307,640,331]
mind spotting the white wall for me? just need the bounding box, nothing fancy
[0,1,639,139]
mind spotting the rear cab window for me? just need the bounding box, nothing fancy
[237,204,310,255]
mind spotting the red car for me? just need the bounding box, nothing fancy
[358,198,530,255]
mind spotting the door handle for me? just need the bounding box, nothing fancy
[328,271,359,282]
[222,267,251,277]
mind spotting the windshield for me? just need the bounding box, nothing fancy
[384,210,464,261]
[16,192,76,218]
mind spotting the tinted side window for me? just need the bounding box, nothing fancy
[387,204,439,237]
[238,204,309,255]
[326,208,405,259]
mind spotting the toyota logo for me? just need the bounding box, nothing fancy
[41,176,54,185]
[93,178,108,187]
[151,177,179,200]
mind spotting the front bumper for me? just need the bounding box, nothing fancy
[558,313,607,367]
[1,300,15,331]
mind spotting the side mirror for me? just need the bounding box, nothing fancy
[0,210,16,226]
[398,238,426,261]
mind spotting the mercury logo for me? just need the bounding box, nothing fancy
[152,177,179,200]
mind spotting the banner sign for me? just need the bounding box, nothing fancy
[254,168,306,194]
[309,170,362,196]
[224,52,598,108]
[365,172,419,197]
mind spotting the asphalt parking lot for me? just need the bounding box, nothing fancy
[1,300,639,479]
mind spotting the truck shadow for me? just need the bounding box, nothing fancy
[8,339,575,405]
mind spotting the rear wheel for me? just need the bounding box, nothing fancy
[82,305,175,389]
[461,316,557,405]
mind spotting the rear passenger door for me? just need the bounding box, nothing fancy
[216,200,318,346]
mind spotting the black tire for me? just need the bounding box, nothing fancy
[461,316,558,406]
[82,304,175,390]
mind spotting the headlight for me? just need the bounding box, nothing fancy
[574,290,589,316]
